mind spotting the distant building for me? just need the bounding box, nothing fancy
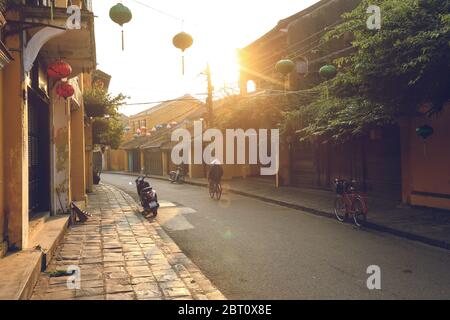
[107,95,205,174]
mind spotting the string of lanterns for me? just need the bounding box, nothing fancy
[275,58,338,95]
[108,2,194,75]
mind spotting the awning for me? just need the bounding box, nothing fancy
[21,5,96,75]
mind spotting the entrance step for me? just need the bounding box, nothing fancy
[29,215,70,269]
[0,250,42,300]
[0,215,70,300]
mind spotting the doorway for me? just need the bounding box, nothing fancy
[27,89,50,216]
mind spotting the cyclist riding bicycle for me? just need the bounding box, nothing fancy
[208,159,223,189]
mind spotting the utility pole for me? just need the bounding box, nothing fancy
[206,63,214,127]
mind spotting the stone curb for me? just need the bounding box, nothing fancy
[105,171,450,252]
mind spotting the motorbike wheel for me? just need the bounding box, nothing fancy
[152,210,158,217]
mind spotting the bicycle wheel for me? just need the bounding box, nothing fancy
[209,183,215,199]
[334,196,347,222]
[215,184,222,200]
[352,198,367,227]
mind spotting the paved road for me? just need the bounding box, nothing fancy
[102,173,450,300]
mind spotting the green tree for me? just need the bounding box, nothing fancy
[84,89,127,118]
[83,88,128,149]
[283,0,450,141]
[92,117,124,150]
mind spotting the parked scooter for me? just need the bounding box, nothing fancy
[169,166,185,183]
[135,176,159,217]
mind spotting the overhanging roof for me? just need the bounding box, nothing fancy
[120,136,149,150]
[21,6,96,75]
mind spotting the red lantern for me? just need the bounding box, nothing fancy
[56,82,75,99]
[47,60,72,79]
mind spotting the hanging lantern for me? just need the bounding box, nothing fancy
[275,59,295,76]
[173,32,193,75]
[151,127,157,132]
[136,128,141,135]
[416,124,434,156]
[416,125,434,140]
[146,132,152,137]
[47,60,72,80]
[109,3,132,50]
[170,121,178,126]
[319,64,337,80]
[56,81,75,99]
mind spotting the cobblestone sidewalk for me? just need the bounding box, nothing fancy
[31,184,225,300]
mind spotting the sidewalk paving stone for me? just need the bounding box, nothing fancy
[30,184,225,300]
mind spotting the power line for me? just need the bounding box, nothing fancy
[123,97,206,106]
[130,0,184,22]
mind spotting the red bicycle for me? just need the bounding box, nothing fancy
[333,179,368,227]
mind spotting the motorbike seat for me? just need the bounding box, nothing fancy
[142,187,153,193]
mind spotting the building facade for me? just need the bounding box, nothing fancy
[238,0,450,210]
[113,95,205,174]
[0,0,96,256]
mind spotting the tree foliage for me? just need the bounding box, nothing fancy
[282,0,450,141]
[84,89,127,118]
[83,88,128,149]
[92,117,124,150]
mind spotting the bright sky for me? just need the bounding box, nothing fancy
[93,0,320,116]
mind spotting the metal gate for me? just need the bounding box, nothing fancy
[128,149,140,173]
[144,149,163,176]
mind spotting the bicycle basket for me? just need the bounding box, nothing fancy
[335,180,345,195]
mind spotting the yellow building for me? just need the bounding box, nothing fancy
[0,1,13,257]
[0,0,96,275]
[110,95,205,173]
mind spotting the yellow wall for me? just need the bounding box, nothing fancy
[0,69,5,256]
[125,100,202,140]
[70,95,87,202]
[108,149,127,171]
[3,30,29,249]
[406,103,450,210]
[83,73,94,193]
